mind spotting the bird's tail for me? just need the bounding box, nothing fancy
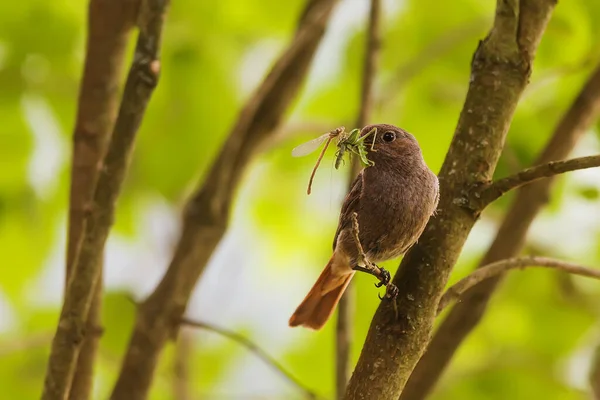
[289,255,354,330]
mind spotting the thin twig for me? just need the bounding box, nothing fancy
[110,2,337,399]
[41,1,168,399]
[180,318,319,400]
[479,154,600,207]
[437,256,600,313]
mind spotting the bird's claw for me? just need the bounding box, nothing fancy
[377,283,399,301]
[386,283,399,299]
[373,267,399,301]
[374,267,391,288]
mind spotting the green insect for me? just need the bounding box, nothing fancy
[292,126,377,195]
[335,127,377,169]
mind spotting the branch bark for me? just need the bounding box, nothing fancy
[337,0,381,397]
[110,2,338,399]
[402,61,600,400]
[66,1,139,399]
[478,155,600,206]
[41,1,168,399]
[344,1,556,399]
[172,331,192,400]
[437,256,600,312]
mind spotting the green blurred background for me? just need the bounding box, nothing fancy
[1,0,600,399]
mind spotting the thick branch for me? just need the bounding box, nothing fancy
[110,2,337,399]
[180,318,318,399]
[479,155,600,206]
[403,61,600,400]
[41,1,168,399]
[66,1,139,399]
[437,257,600,312]
[67,0,139,277]
[337,1,381,396]
[345,1,556,399]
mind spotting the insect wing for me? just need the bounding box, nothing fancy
[291,133,330,157]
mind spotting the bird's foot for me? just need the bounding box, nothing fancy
[374,266,390,287]
[352,264,399,301]
[378,283,399,301]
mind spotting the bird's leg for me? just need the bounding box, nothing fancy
[351,263,380,280]
[352,263,399,301]
[374,266,390,287]
[350,212,399,301]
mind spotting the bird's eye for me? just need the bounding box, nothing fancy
[382,131,396,142]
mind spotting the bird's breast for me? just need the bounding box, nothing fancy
[358,169,437,263]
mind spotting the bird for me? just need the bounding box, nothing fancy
[288,124,439,330]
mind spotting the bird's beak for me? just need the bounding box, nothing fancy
[360,127,378,149]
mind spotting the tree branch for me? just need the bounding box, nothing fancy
[337,1,381,396]
[402,60,600,400]
[41,1,168,399]
[172,331,192,400]
[66,1,139,399]
[345,1,556,399]
[336,286,355,400]
[479,155,600,206]
[180,318,319,399]
[437,257,600,313]
[110,2,338,399]
[592,343,600,400]
[67,0,139,276]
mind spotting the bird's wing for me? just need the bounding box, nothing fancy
[333,171,364,250]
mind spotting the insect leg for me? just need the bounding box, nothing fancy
[306,136,333,195]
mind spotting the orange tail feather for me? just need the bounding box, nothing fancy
[289,256,354,330]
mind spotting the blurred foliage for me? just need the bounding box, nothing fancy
[1,0,600,399]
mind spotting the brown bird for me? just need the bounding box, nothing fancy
[289,124,439,330]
